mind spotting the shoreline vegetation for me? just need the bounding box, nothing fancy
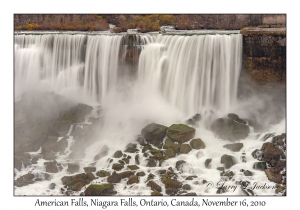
[14,14,286,32]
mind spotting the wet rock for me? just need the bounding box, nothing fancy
[182,184,191,190]
[175,160,186,172]
[185,176,197,180]
[147,158,157,167]
[96,170,110,177]
[112,163,124,171]
[127,175,139,184]
[164,139,175,149]
[217,167,225,172]
[227,113,240,121]
[162,178,182,195]
[142,145,153,153]
[223,143,244,152]
[44,161,59,173]
[94,145,109,161]
[253,162,267,171]
[15,173,35,187]
[204,159,212,168]
[192,113,201,122]
[261,142,284,162]
[190,138,206,149]
[146,173,155,182]
[84,184,117,196]
[43,151,56,160]
[136,136,146,145]
[221,170,235,179]
[165,148,176,158]
[122,157,130,164]
[125,143,138,153]
[135,154,140,165]
[167,124,196,143]
[180,144,192,154]
[147,180,162,192]
[244,170,253,176]
[211,116,250,141]
[119,171,135,179]
[128,165,139,170]
[151,191,163,196]
[136,171,146,177]
[49,183,56,189]
[158,169,167,175]
[61,173,94,191]
[67,163,80,174]
[153,152,163,160]
[84,166,96,173]
[141,123,168,144]
[31,156,40,164]
[107,171,122,183]
[251,149,264,159]
[265,168,282,183]
[113,150,123,158]
[220,154,236,169]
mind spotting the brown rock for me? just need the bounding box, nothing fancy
[147,180,162,192]
[44,161,58,173]
[190,138,206,149]
[107,171,122,183]
[261,142,284,162]
[119,171,134,179]
[223,143,244,152]
[127,175,139,184]
[84,184,117,196]
[84,166,96,173]
[265,168,282,183]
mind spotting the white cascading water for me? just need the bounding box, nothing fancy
[138,34,242,116]
[14,32,285,196]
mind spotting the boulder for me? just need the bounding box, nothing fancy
[147,180,162,192]
[112,163,124,171]
[162,178,182,195]
[44,161,59,173]
[49,183,56,189]
[220,154,236,169]
[141,123,167,144]
[175,160,186,172]
[127,175,139,184]
[204,159,212,168]
[67,163,80,174]
[125,143,139,153]
[265,168,282,184]
[244,170,253,176]
[164,139,175,148]
[153,152,163,160]
[151,191,163,196]
[61,173,95,191]
[147,158,157,167]
[119,171,135,179]
[107,171,122,183]
[84,184,117,196]
[165,148,176,158]
[261,142,284,162]
[136,171,146,177]
[113,150,123,158]
[253,162,267,171]
[223,143,244,152]
[128,165,139,170]
[167,124,195,143]
[96,170,110,177]
[190,138,206,149]
[211,116,250,141]
[180,144,192,154]
[182,184,191,190]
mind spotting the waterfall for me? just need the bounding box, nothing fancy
[138,34,243,116]
[14,33,242,116]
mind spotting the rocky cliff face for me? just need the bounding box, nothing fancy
[241,27,286,84]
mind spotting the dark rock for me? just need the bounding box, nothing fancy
[204,159,212,168]
[151,191,163,196]
[87,172,96,181]
[180,144,192,154]
[147,158,157,167]
[253,162,267,171]
[49,183,56,189]
[147,181,162,192]
[141,123,167,144]
[125,143,138,153]
[135,154,140,165]
[261,142,284,162]
[265,168,282,184]
[96,170,111,177]
[142,145,153,153]
[175,160,186,172]
[128,165,139,170]
[153,152,163,160]
[190,138,206,149]
[251,149,264,159]
[118,160,125,165]
[84,167,96,173]
[162,178,182,195]
[113,150,123,158]
[44,161,58,173]
[165,148,176,158]
[107,171,122,183]
[185,176,197,180]
[119,171,135,179]
[244,170,253,176]
[127,175,139,184]
[112,163,124,171]
[227,113,240,121]
[61,173,92,191]
[164,139,175,149]
[94,145,109,161]
[67,163,80,174]
[136,171,146,177]
[217,167,225,172]
[84,184,117,196]
[136,136,146,145]
[167,124,196,143]
[192,113,201,122]
[211,117,250,141]
[31,156,40,164]
[223,143,244,152]
[182,184,191,190]
[122,158,130,164]
[220,154,236,169]
[146,173,155,182]
[221,170,235,179]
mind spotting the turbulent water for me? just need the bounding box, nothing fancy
[14,31,285,196]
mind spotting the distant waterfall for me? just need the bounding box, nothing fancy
[138,34,242,115]
[14,33,242,115]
